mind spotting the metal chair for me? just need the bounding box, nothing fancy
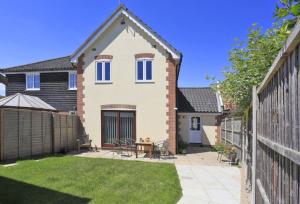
[112,139,127,156]
[153,140,169,159]
[125,138,136,156]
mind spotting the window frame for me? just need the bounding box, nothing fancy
[190,116,201,131]
[135,58,154,83]
[95,60,112,84]
[68,71,77,90]
[26,72,40,91]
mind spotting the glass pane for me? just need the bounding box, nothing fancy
[197,117,201,130]
[27,75,34,89]
[146,61,152,80]
[97,62,102,81]
[69,73,77,88]
[34,74,40,89]
[105,62,110,81]
[104,112,117,144]
[120,112,134,142]
[191,117,200,130]
[137,61,143,80]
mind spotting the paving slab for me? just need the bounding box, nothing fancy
[175,148,240,204]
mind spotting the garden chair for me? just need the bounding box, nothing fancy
[112,139,127,156]
[125,138,136,156]
[153,140,170,159]
[77,134,92,152]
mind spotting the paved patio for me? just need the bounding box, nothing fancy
[73,147,241,204]
[175,147,240,204]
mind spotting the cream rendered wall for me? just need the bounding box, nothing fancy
[178,113,219,146]
[82,17,169,147]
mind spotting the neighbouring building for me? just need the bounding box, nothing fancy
[0,4,223,153]
[177,88,223,146]
[0,56,77,112]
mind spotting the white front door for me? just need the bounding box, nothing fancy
[189,116,202,143]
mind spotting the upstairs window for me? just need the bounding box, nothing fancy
[26,73,40,90]
[96,61,111,82]
[136,59,153,82]
[69,72,77,90]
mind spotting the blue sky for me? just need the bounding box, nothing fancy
[0,0,278,95]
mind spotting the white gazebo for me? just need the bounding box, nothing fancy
[0,93,56,111]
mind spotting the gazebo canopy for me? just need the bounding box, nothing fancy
[0,93,56,111]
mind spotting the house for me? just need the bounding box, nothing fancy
[0,56,77,112]
[177,88,223,146]
[0,4,223,153]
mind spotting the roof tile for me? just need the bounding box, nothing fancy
[178,87,219,113]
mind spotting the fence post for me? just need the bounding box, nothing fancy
[252,86,258,204]
[224,118,227,144]
[231,118,234,145]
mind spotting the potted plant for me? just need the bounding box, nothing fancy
[228,146,237,164]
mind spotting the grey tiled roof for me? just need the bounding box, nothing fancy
[178,87,220,113]
[0,56,75,73]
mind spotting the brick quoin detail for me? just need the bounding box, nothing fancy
[135,53,155,59]
[215,115,222,143]
[77,54,85,123]
[94,55,113,60]
[166,58,177,154]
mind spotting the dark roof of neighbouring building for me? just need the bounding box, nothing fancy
[178,87,220,113]
[0,56,75,73]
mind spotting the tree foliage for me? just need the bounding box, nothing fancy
[214,0,300,112]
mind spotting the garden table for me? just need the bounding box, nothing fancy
[135,142,154,158]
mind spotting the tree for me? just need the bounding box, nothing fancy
[213,0,300,113]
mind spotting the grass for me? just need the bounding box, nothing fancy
[0,156,182,204]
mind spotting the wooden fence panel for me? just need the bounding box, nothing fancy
[221,117,243,161]
[18,110,31,158]
[31,111,43,156]
[60,115,67,151]
[42,112,52,154]
[67,116,73,150]
[53,113,61,153]
[252,23,300,203]
[0,109,79,161]
[3,109,19,160]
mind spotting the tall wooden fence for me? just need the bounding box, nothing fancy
[252,22,300,203]
[0,108,79,161]
[221,117,243,161]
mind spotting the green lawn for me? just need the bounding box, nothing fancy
[0,156,182,204]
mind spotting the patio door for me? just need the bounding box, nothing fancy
[101,111,135,147]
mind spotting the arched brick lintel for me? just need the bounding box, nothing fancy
[101,104,136,110]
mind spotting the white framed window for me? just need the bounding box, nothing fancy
[136,59,153,82]
[26,73,40,90]
[95,60,111,83]
[68,71,77,90]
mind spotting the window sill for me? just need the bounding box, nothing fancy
[26,89,40,91]
[68,88,77,91]
[95,81,113,84]
[135,80,155,84]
